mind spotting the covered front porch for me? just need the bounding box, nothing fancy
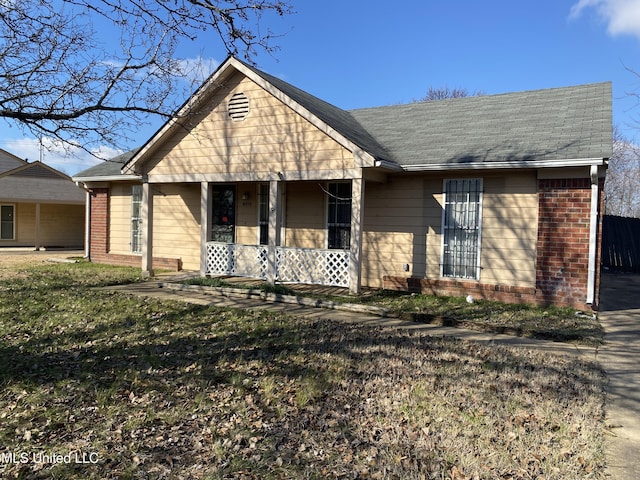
[139,177,366,294]
[199,177,364,293]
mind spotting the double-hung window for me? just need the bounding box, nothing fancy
[442,179,483,280]
[1,205,15,240]
[131,185,143,253]
[327,182,351,249]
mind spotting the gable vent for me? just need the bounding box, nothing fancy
[228,92,250,121]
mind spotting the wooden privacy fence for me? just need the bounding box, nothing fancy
[602,215,640,273]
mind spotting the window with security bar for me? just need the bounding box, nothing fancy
[442,179,483,280]
[327,182,351,249]
[130,185,143,253]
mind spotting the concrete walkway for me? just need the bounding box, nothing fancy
[598,273,640,479]
[105,278,597,359]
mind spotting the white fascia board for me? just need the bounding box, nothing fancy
[373,159,403,171]
[72,175,142,183]
[401,157,608,172]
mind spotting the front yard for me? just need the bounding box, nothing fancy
[0,262,606,479]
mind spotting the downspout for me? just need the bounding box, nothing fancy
[586,164,599,305]
[85,189,91,259]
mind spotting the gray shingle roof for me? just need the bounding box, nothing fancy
[349,82,612,166]
[75,57,612,179]
[73,149,139,178]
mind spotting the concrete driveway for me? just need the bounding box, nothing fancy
[598,273,640,479]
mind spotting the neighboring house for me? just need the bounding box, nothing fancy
[73,57,611,309]
[0,148,85,249]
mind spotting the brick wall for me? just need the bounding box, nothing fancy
[89,188,109,257]
[535,178,593,309]
[88,187,182,272]
[383,276,537,305]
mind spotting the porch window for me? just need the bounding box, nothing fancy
[442,179,483,280]
[131,185,142,253]
[258,183,268,245]
[1,205,15,240]
[327,182,351,249]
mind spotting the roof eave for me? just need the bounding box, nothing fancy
[400,157,608,172]
[72,174,142,183]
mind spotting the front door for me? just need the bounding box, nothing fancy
[211,185,236,243]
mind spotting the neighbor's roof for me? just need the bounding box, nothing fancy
[0,161,85,203]
[349,81,612,168]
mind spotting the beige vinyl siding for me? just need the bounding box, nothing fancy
[284,182,325,248]
[480,173,538,286]
[361,171,538,289]
[145,73,354,178]
[236,183,259,245]
[109,183,135,254]
[362,176,440,287]
[152,184,201,271]
[1,202,83,247]
[15,203,34,244]
[39,204,84,246]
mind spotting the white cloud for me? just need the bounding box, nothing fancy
[571,0,640,39]
[0,137,123,176]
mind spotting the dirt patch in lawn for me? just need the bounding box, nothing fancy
[0,251,84,280]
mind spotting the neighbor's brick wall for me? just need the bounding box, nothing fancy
[535,178,592,309]
[88,187,181,272]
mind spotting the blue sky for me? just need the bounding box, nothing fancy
[2,0,639,174]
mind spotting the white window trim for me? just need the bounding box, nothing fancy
[131,185,143,253]
[0,204,16,241]
[440,178,483,280]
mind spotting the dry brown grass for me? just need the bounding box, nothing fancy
[0,262,606,479]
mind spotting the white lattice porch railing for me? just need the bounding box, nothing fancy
[206,243,268,279]
[276,246,350,287]
[205,243,351,288]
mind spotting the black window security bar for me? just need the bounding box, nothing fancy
[442,179,482,279]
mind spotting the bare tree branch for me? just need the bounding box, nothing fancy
[0,0,293,154]
[416,86,485,102]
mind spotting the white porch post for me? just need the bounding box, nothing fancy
[349,176,365,294]
[141,181,154,277]
[266,179,282,284]
[34,203,41,251]
[200,182,211,276]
